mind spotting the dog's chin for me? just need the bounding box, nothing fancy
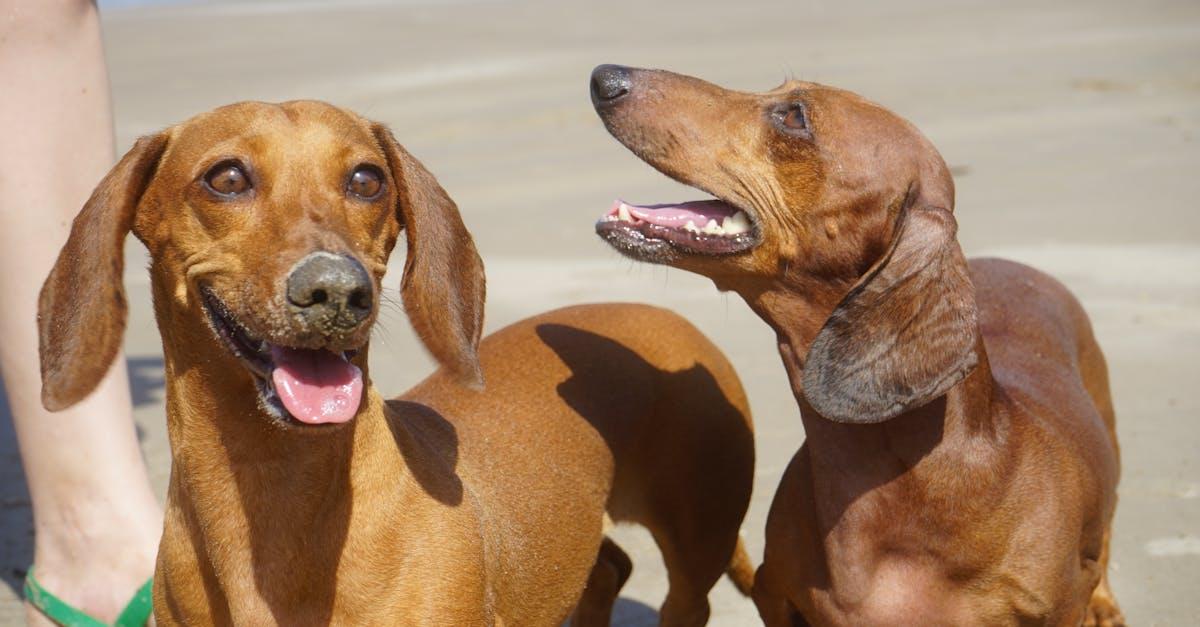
[199,288,365,430]
[594,198,762,264]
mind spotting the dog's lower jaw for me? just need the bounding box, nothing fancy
[595,221,678,264]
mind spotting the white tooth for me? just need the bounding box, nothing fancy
[618,204,633,222]
[703,219,724,235]
[604,214,619,222]
[724,211,751,235]
[683,220,700,233]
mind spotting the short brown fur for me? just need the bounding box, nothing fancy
[593,67,1123,626]
[38,101,755,625]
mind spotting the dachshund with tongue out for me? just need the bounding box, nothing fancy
[37,100,757,625]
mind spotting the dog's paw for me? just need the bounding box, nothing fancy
[1082,589,1126,627]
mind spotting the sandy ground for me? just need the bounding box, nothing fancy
[2,0,1198,624]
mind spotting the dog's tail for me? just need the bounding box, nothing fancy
[725,535,755,596]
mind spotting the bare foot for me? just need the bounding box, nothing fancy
[25,499,159,626]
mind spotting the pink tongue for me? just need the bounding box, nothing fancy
[608,199,738,228]
[270,347,363,424]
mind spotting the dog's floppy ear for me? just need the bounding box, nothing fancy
[802,201,978,424]
[372,124,485,389]
[39,133,169,411]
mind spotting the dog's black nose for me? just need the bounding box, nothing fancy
[591,64,632,106]
[286,252,373,329]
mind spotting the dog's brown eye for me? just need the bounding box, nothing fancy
[204,162,251,197]
[771,102,811,138]
[782,105,807,130]
[348,166,383,199]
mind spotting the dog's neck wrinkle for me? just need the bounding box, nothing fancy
[740,274,852,362]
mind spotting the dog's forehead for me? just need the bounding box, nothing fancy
[758,81,890,128]
[167,101,382,166]
[761,85,908,142]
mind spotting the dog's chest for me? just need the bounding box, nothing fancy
[810,554,1059,627]
[811,502,1076,626]
[809,458,1075,624]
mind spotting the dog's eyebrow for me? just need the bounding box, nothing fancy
[785,85,811,98]
[764,81,808,98]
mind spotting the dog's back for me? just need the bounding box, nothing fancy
[971,258,1119,461]
[399,302,756,623]
[970,258,1122,620]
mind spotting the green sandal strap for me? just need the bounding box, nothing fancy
[112,576,154,627]
[24,567,153,627]
[23,568,105,627]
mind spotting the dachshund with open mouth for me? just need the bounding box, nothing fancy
[37,100,757,626]
[591,65,1123,626]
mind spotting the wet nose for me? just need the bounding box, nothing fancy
[590,64,632,106]
[286,252,373,329]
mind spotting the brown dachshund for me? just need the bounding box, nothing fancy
[590,65,1124,626]
[36,100,756,625]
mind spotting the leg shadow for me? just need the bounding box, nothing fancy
[564,597,658,626]
[0,381,31,598]
[612,597,660,626]
[126,355,165,409]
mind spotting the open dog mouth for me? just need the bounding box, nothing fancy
[199,288,364,426]
[595,198,761,260]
